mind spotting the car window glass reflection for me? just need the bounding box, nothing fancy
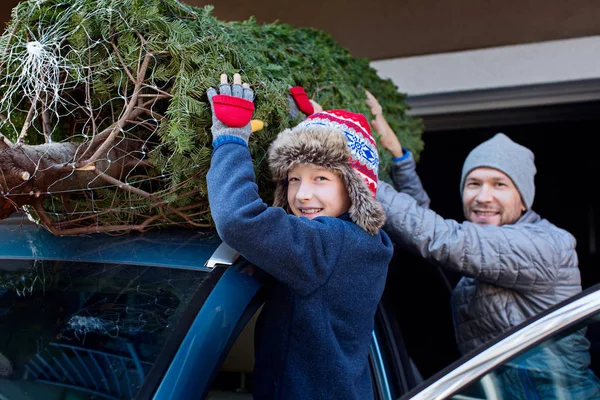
[450,314,600,400]
[0,259,209,399]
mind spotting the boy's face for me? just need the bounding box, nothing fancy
[287,164,351,220]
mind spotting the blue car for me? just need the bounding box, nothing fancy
[2,215,600,399]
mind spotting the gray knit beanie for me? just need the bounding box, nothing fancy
[460,133,536,209]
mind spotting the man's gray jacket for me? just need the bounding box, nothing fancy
[377,151,600,398]
[377,151,581,353]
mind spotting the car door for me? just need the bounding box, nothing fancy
[188,253,428,400]
[397,284,600,400]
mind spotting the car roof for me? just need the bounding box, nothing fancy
[0,214,222,270]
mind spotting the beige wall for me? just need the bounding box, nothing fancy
[2,0,600,60]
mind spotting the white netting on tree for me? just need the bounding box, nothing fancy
[0,1,219,234]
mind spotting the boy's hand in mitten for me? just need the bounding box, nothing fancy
[207,73,255,144]
[287,85,315,119]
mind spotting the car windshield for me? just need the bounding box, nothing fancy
[0,258,209,399]
[0,222,221,400]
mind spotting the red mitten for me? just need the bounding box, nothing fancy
[212,95,255,128]
[289,86,315,116]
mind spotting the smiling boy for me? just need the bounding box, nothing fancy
[286,164,351,219]
[206,74,393,400]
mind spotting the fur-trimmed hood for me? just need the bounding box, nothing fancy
[267,123,385,234]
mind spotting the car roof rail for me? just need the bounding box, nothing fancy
[204,241,240,270]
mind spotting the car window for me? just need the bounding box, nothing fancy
[206,304,262,400]
[448,313,600,400]
[0,258,212,399]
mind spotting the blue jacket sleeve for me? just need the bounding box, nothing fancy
[207,139,346,297]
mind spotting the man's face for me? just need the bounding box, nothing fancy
[287,164,351,220]
[462,167,526,226]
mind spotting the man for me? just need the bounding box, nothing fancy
[366,91,600,398]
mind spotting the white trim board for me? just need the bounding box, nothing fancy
[370,36,600,115]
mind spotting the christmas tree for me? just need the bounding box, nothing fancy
[0,0,423,235]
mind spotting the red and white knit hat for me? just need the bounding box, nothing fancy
[267,109,384,234]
